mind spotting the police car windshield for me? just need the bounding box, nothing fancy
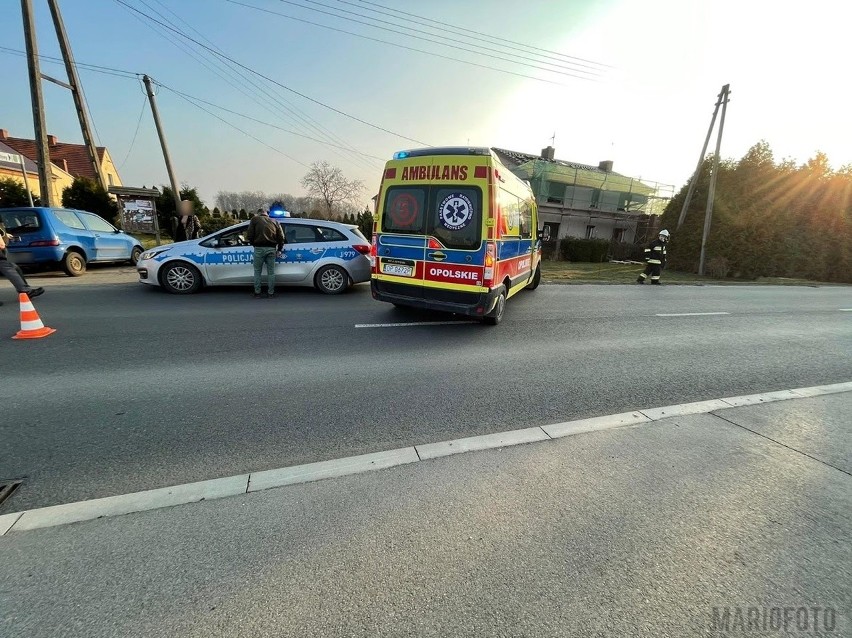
[382,185,482,250]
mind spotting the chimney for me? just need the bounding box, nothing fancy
[47,134,58,146]
[598,160,613,172]
[62,159,69,172]
[540,146,555,161]
[0,129,8,140]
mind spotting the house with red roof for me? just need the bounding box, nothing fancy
[0,128,122,204]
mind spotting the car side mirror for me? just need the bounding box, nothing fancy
[116,229,124,234]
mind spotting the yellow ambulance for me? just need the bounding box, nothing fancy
[370,147,540,325]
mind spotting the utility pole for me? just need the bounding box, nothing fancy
[698,85,730,276]
[20,0,54,206]
[47,0,107,193]
[142,75,182,213]
[677,84,727,229]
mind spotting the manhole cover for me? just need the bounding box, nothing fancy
[0,479,24,508]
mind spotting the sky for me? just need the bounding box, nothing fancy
[1,0,850,207]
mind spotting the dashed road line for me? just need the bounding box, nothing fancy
[355,321,474,328]
[655,312,731,317]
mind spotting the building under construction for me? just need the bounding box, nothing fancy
[492,147,673,247]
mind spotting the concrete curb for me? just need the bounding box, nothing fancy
[2,381,850,535]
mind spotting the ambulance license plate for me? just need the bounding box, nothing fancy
[382,263,413,277]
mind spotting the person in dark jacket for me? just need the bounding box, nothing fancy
[637,229,669,285]
[173,200,202,242]
[245,209,286,298]
[0,225,44,306]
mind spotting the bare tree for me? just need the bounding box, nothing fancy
[300,161,364,217]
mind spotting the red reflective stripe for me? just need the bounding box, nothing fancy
[474,166,488,179]
[384,168,397,179]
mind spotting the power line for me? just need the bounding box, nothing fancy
[164,85,309,167]
[155,81,386,161]
[118,95,148,169]
[112,0,431,146]
[0,45,138,78]
[355,0,612,70]
[289,0,602,78]
[227,0,582,87]
[119,0,372,173]
[144,0,377,171]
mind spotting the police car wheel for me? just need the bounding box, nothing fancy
[161,262,202,294]
[525,265,541,290]
[315,265,349,295]
[484,287,506,326]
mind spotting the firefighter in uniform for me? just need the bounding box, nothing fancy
[637,229,669,284]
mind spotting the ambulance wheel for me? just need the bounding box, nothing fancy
[525,265,541,290]
[315,265,349,295]
[484,287,506,326]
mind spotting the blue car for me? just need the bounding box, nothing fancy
[0,207,143,276]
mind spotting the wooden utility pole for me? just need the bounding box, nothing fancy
[142,75,182,213]
[47,0,107,192]
[20,0,54,206]
[677,85,727,229]
[698,85,730,276]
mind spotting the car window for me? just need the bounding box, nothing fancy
[217,227,249,247]
[0,210,42,234]
[381,186,483,250]
[316,226,347,242]
[284,224,319,244]
[79,213,117,233]
[52,210,87,230]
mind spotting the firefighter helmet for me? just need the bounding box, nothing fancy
[659,229,670,241]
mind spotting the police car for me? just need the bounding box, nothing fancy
[137,217,371,294]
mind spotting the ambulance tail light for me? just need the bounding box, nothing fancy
[369,234,377,270]
[483,242,496,287]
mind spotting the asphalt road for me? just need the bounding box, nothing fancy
[2,395,849,637]
[1,275,850,512]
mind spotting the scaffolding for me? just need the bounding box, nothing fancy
[514,159,674,216]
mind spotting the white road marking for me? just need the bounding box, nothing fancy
[840,309,852,312]
[655,312,731,317]
[3,380,851,535]
[355,321,474,328]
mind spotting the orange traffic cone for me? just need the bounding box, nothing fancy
[12,293,56,340]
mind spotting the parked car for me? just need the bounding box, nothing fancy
[0,207,143,276]
[137,218,371,294]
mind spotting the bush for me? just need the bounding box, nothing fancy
[559,238,610,262]
[198,214,236,235]
[0,177,38,208]
[706,256,730,278]
[62,177,118,223]
[609,241,646,261]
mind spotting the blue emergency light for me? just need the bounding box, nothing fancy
[393,151,409,160]
[269,206,290,218]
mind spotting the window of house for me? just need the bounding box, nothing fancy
[108,173,114,186]
[585,225,596,239]
[612,228,625,242]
